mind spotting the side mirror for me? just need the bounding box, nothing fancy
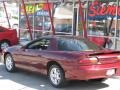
[21,45,26,51]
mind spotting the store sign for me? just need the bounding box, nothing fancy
[21,3,52,15]
[35,10,49,16]
[88,1,120,19]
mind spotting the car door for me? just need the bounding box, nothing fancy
[26,38,52,73]
[15,38,51,73]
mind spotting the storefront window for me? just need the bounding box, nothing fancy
[19,3,52,40]
[19,2,73,39]
[78,0,118,49]
[34,3,51,38]
[53,2,73,34]
[20,4,34,40]
[116,1,120,50]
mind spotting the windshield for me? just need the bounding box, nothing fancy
[57,38,102,51]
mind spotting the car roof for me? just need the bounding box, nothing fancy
[30,35,86,43]
[40,35,84,40]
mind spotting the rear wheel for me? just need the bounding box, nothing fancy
[0,41,10,50]
[48,65,66,88]
[5,54,16,72]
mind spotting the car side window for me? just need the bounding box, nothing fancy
[58,39,83,51]
[57,38,100,51]
[27,39,50,50]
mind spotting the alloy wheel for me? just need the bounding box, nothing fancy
[5,55,13,71]
[50,67,61,85]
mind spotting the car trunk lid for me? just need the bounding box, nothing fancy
[78,50,120,65]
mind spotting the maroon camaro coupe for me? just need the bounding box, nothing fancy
[2,35,120,88]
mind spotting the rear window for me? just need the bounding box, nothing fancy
[57,38,102,51]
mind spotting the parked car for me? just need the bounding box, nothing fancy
[2,35,120,88]
[0,26,18,51]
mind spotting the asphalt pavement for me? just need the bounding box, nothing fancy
[0,59,120,90]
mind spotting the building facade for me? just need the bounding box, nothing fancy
[18,0,120,50]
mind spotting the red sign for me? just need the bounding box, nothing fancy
[88,1,120,17]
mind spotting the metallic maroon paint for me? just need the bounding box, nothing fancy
[2,36,120,81]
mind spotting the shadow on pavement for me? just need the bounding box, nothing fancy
[0,63,109,90]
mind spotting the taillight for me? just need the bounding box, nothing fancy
[79,57,98,65]
[117,55,120,60]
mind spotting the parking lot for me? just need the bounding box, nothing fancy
[0,57,120,90]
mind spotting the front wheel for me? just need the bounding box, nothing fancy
[48,65,66,88]
[5,54,16,72]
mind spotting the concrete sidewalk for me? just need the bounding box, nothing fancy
[0,62,120,90]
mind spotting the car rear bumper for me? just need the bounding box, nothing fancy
[65,62,120,80]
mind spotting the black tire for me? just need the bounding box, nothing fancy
[0,41,10,50]
[5,54,16,72]
[48,65,66,88]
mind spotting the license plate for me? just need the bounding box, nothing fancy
[106,69,115,76]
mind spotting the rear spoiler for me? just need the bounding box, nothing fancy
[89,51,120,56]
